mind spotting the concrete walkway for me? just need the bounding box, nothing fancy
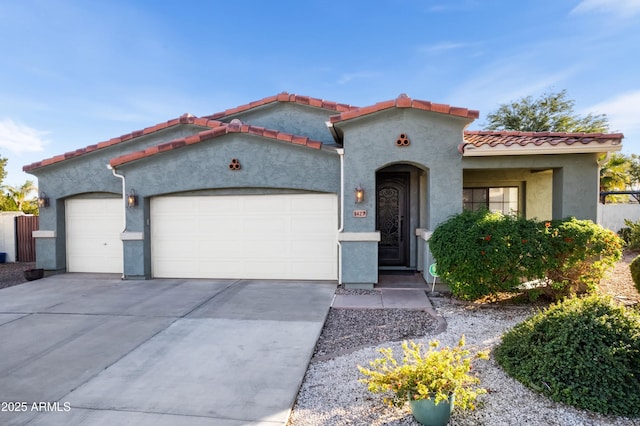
[0,274,336,426]
[332,288,433,309]
[332,272,446,310]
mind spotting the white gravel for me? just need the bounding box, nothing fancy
[288,301,639,426]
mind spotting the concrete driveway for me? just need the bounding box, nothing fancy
[0,274,336,425]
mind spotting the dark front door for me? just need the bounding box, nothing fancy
[376,172,410,267]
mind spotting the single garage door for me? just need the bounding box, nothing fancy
[66,198,123,273]
[151,194,338,280]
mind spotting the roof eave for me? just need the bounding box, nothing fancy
[461,142,623,156]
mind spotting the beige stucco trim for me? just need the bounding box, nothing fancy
[415,228,432,241]
[120,232,144,241]
[32,230,56,238]
[338,232,381,242]
[462,141,622,156]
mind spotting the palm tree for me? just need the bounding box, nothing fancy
[4,180,38,212]
[600,154,630,193]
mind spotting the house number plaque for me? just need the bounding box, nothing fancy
[353,210,367,218]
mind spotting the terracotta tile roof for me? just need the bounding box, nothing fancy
[204,92,358,120]
[461,130,624,154]
[109,120,324,168]
[23,114,220,172]
[329,93,480,124]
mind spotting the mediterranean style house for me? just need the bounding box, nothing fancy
[24,93,623,288]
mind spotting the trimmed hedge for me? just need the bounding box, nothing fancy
[429,210,622,301]
[495,295,640,417]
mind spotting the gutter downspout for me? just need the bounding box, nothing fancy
[336,148,345,285]
[107,164,126,279]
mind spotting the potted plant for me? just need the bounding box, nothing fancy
[358,335,489,426]
[24,268,44,281]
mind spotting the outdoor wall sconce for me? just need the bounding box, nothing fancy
[37,192,49,208]
[355,185,365,203]
[127,189,138,208]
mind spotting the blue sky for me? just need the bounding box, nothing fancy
[1,0,639,187]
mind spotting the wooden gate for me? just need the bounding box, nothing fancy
[15,215,38,262]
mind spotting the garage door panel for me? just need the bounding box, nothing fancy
[151,194,337,280]
[291,240,336,257]
[290,196,334,212]
[153,260,198,278]
[243,218,287,235]
[198,240,244,257]
[197,197,242,212]
[66,199,123,273]
[243,197,285,213]
[155,238,199,258]
[199,218,243,235]
[289,260,335,276]
[243,240,288,258]
[291,216,336,234]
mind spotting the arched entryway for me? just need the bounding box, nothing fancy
[376,164,426,271]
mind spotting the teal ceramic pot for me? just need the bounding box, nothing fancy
[408,394,455,426]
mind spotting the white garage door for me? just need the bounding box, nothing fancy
[66,199,123,273]
[151,194,338,280]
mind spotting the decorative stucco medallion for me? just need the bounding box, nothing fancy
[229,158,241,170]
[396,133,410,146]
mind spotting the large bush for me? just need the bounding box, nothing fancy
[428,210,548,300]
[494,295,640,417]
[620,219,640,250]
[543,217,622,299]
[630,255,640,294]
[429,210,622,301]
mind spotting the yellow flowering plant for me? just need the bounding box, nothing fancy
[357,336,489,410]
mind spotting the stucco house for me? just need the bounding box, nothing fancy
[24,93,623,288]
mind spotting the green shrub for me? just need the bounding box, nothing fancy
[429,210,622,301]
[429,209,548,300]
[630,255,640,294]
[542,218,622,300]
[622,219,640,250]
[495,295,640,417]
[618,227,631,246]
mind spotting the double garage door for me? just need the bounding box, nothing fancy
[150,194,338,280]
[67,194,337,280]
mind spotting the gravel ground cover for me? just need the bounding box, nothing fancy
[289,254,640,426]
[312,308,440,362]
[0,262,36,290]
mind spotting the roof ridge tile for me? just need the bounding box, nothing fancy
[331,94,478,123]
[203,93,358,120]
[23,115,222,172]
[108,124,324,168]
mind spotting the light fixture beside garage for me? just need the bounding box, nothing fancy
[127,189,138,208]
[38,192,49,208]
[355,185,365,203]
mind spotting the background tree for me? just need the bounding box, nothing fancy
[600,153,630,192]
[3,180,38,212]
[627,154,640,189]
[0,155,11,211]
[484,89,609,133]
[0,155,6,185]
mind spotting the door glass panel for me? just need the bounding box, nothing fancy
[377,172,410,267]
[378,187,399,246]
